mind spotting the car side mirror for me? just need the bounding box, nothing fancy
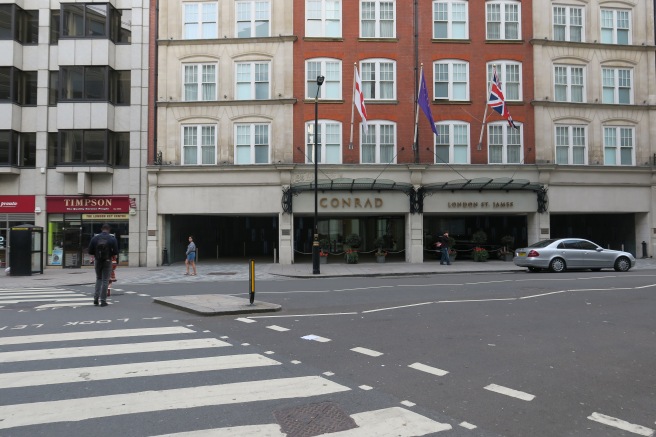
[596,247,603,252]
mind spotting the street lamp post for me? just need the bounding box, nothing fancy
[312,75,325,275]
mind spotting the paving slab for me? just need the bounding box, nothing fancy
[153,294,281,316]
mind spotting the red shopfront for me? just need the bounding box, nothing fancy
[46,196,132,268]
[0,195,36,268]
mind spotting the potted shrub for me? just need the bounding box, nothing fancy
[499,235,515,261]
[319,249,329,264]
[373,237,387,263]
[446,235,457,262]
[344,233,361,264]
[471,230,488,262]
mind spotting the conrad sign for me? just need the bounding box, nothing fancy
[320,197,383,209]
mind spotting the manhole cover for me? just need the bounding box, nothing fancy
[273,402,357,437]
[206,272,237,276]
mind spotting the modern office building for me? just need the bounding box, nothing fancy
[0,1,150,268]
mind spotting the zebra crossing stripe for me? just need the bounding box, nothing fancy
[151,407,452,436]
[0,376,351,430]
[34,302,101,308]
[0,338,230,363]
[0,326,195,346]
[0,288,69,293]
[0,291,78,296]
[0,354,280,388]
[0,297,90,304]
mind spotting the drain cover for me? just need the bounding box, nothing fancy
[273,401,357,437]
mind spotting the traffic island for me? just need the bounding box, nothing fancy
[153,294,281,316]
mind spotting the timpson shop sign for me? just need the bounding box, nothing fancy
[46,196,131,213]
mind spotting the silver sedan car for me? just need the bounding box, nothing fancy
[514,238,636,273]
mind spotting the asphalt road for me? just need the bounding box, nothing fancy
[1,269,654,436]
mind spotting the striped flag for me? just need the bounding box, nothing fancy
[488,66,518,129]
[354,66,368,132]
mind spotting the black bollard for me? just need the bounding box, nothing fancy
[641,241,648,259]
[162,248,170,266]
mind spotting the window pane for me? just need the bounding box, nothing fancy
[83,130,105,163]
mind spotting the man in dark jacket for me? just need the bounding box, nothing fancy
[437,231,451,265]
[88,223,119,306]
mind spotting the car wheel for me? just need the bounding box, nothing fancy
[614,257,631,272]
[527,267,541,273]
[549,257,566,273]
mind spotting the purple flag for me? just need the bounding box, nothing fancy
[418,69,437,134]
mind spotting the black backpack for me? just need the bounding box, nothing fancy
[95,235,111,262]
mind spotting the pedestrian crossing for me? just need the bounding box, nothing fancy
[0,287,93,309]
[0,325,452,436]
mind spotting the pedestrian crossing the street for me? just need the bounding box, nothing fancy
[0,325,452,436]
[0,287,94,309]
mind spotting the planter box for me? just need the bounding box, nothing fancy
[376,255,386,263]
[320,256,328,264]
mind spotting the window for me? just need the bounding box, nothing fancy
[110,9,131,44]
[553,5,583,42]
[601,9,630,44]
[59,3,131,43]
[361,1,395,38]
[487,62,521,100]
[50,10,60,44]
[306,0,342,38]
[0,131,36,167]
[555,125,586,165]
[306,120,342,164]
[435,122,469,164]
[236,1,270,38]
[182,125,216,165]
[0,4,39,44]
[604,126,634,165]
[235,123,270,164]
[183,64,217,101]
[554,65,584,102]
[236,62,270,100]
[49,71,59,105]
[57,129,129,166]
[486,1,520,40]
[361,59,396,100]
[433,1,468,39]
[58,66,130,104]
[434,61,469,100]
[183,2,218,39]
[0,67,38,105]
[306,59,341,99]
[361,121,396,163]
[602,68,632,104]
[488,122,522,164]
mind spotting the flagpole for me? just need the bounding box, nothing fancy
[349,63,356,149]
[413,64,423,150]
[477,64,494,151]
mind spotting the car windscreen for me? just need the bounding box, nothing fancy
[528,239,557,248]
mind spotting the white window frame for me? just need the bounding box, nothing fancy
[601,67,632,105]
[305,120,343,164]
[183,2,218,39]
[434,121,470,164]
[603,126,635,166]
[553,5,584,42]
[600,9,631,45]
[234,123,271,164]
[485,0,521,40]
[360,121,396,164]
[433,60,469,101]
[487,121,523,164]
[181,124,217,165]
[360,0,396,38]
[182,63,218,101]
[554,65,585,103]
[235,1,271,38]
[432,1,469,39]
[487,61,522,101]
[235,61,270,100]
[360,59,396,101]
[305,0,342,38]
[555,125,587,165]
[305,58,342,99]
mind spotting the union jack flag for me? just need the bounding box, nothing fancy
[488,67,518,129]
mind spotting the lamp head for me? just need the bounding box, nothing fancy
[317,75,325,86]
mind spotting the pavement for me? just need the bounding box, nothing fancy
[5,257,654,316]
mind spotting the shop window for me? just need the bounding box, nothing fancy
[0,4,39,45]
[0,67,38,106]
[56,129,130,167]
[0,130,36,167]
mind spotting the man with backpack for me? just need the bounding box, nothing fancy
[88,223,119,307]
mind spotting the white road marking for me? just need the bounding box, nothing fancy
[153,424,285,436]
[301,334,331,342]
[359,385,373,390]
[35,302,100,308]
[248,312,357,318]
[0,326,195,346]
[362,301,434,313]
[0,338,230,363]
[0,291,78,296]
[438,298,517,303]
[0,376,350,430]
[333,286,396,291]
[351,347,383,357]
[235,317,256,323]
[408,362,449,377]
[0,354,279,388]
[266,325,289,332]
[588,412,655,436]
[460,421,477,430]
[400,400,415,407]
[0,288,69,293]
[519,290,570,299]
[0,297,90,304]
[484,384,535,401]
